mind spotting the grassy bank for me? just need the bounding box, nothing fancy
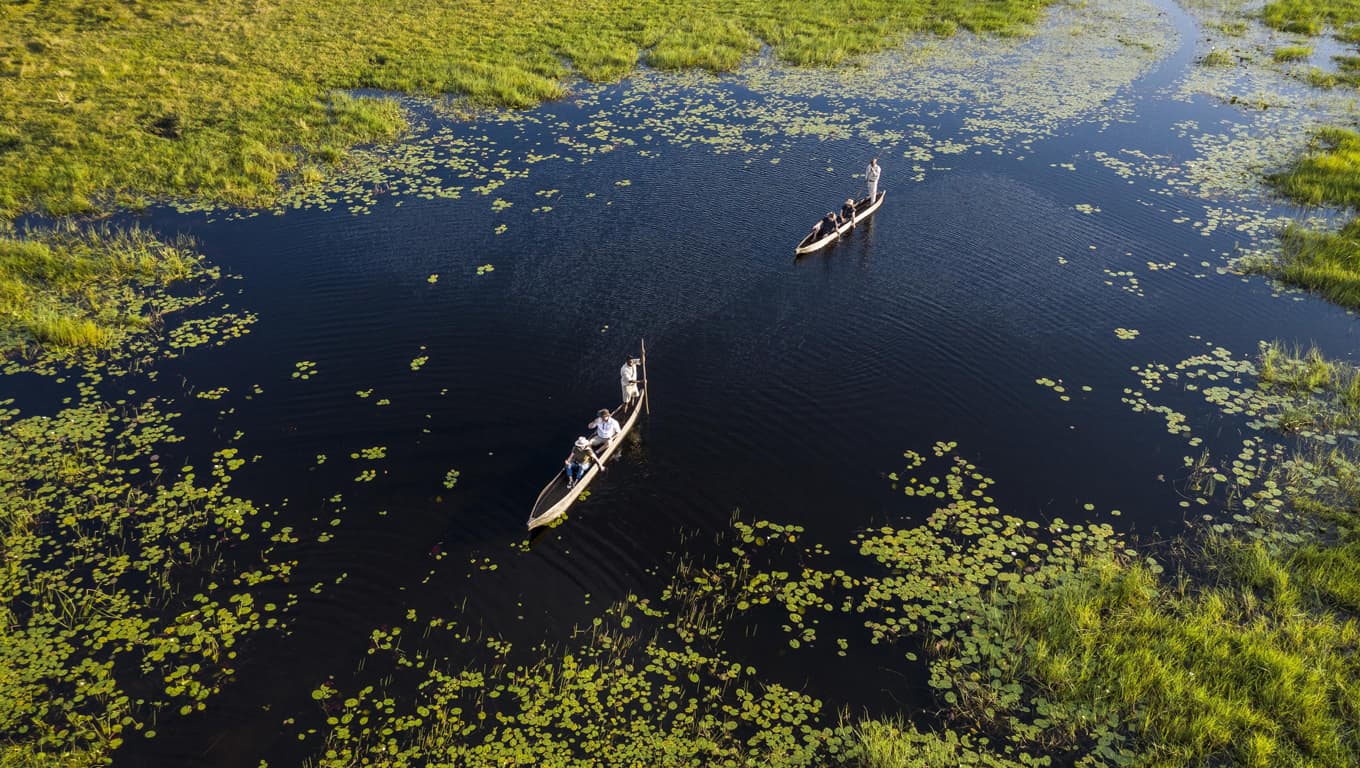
[1254,125,1360,309]
[1254,0,1360,308]
[0,0,1052,217]
[948,344,1360,766]
[0,223,212,354]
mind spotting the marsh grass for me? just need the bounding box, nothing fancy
[1251,128,1360,307]
[0,223,211,354]
[1263,0,1360,39]
[988,546,1360,766]
[1200,48,1238,66]
[1246,220,1360,309]
[1273,43,1314,61]
[1275,127,1360,207]
[848,719,1025,767]
[1,0,1053,217]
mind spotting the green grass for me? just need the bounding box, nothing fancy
[1274,44,1314,61]
[1248,220,1360,309]
[982,542,1360,766]
[1295,139,1360,189]
[1255,128,1360,307]
[0,223,210,354]
[0,0,1055,218]
[1263,0,1360,39]
[847,720,1026,767]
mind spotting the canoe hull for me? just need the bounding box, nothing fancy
[527,356,648,530]
[794,191,885,256]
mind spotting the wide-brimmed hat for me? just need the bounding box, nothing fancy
[575,436,589,448]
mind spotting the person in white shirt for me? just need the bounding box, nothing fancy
[587,408,621,452]
[620,357,641,406]
[865,158,881,201]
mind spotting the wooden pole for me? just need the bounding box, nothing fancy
[640,337,650,416]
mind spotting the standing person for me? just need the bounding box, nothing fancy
[587,408,621,452]
[865,158,881,201]
[620,357,641,406]
[563,436,603,489]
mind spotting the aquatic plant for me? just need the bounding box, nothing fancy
[1273,44,1314,61]
[1243,220,1360,309]
[0,223,213,355]
[0,393,298,762]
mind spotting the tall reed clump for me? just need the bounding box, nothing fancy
[0,223,211,354]
[0,0,1054,218]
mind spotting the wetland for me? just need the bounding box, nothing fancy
[5,0,1360,765]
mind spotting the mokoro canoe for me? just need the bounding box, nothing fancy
[794,191,886,256]
[527,347,649,530]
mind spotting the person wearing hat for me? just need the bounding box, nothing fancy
[563,436,604,489]
[587,408,621,452]
[840,198,857,228]
[620,357,641,406]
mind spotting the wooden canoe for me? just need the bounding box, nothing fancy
[794,191,886,256]
[527,348,648,530]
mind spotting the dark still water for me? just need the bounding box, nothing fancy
[74,4,1359,765]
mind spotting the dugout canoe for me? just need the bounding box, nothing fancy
[527,344,649,530]
[794,191,886,256]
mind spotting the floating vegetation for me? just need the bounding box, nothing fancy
[443,469,461,489]
[0,393,297,763]
[476,264,496,275]
[1034,377,1087,402]
[300,329,1360,765]
[426,273,439,284]
[1113,327,1140,340]
[410,352,429,371]
[292,360,319,380]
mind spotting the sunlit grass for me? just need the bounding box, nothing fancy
[1252,128,1360,307]
[1273,44,1314,61]
[989,545,1360,766]
[0,0,1054,217]
[1263,0,1360,40]
[1201,48,1237,66]
[1245,220,1360,309]
[0,223,209,353]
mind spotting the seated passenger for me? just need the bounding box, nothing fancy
[841,198,856,226]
